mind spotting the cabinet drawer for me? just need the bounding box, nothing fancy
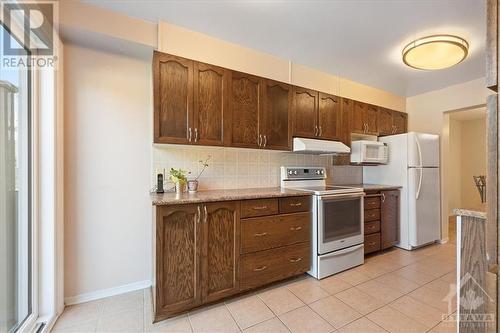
[279,196,311,214]
[364,233,381,254]
[364,196,381,210]
[364,209,380,222]
[364,221,380,235]
[241,212,311,254]
[241,198,279,218]
[241,242,310,290]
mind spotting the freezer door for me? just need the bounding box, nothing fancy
[407,132,440,167]
[408,167,441,247]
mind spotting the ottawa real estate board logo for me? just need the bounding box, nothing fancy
[1,0,58,69]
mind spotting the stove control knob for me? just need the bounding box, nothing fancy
[320,170,324,175]
[315,170,320,175]
[293,170,298,175]
[288,170,293,175]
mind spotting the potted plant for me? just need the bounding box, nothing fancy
[169,168,188,194]
[187,155,211,193]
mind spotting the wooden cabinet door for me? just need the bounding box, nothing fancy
[318,93,340,140]
[392,112,408,135]
[351,101,366,134]
[365,104,379,135]
[293,87,318,138]
[153,52,194,144]
[381,190,400,249]
[201,201,240,303]
[193,62,228,146]
[377,107,393,136]
[263,80,292,150]
[156,205,201,315]
[340,98,352,146]
[227,71,262,148]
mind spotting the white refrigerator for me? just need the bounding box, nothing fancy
[363,132,441,250]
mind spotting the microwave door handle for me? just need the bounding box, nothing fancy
[320,244,364,258]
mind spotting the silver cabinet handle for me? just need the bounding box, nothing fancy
[254,232,268,237]
[258,134,262,147]
[203,205,207,224]
[318,126,322,136]
[252,206,268,210]
[314,126,318,136]
[194,128,199,142]
[197,206,201,224]
[188,128,192,142]
[289,257,303,263]
[290,226,302,231]
[253,266,267,272]
[263,135,267,147]
[381,193,386,203]
[290,202,302,207]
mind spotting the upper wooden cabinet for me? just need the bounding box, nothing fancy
[351,101,378,135]
[153,52,193,144]
[339,98,353,146]
[263,80,292,150]
[378,108,408,136]
[226,71,263,149]
[293,87,318,138]
[318,93,341,140]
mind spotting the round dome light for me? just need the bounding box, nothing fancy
[402,35,469,70]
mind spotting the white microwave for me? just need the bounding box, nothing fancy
[350,140,388,164]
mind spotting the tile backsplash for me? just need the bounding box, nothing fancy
[152,145,333,190]
[328,165,363,185]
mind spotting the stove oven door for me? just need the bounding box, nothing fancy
[317,193,364,254]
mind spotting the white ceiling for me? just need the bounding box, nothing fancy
[82,0,486,97]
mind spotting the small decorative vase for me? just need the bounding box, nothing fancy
[187,180,199,193]
[175,182,186,194]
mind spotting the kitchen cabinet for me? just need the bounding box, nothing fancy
[153,52,193,144]
[201,202,240,303]
[226,71,263,148]
[380,190,400,249]
[392,111,408,135]
[318,92,341,140]
[339,98,353,146]
[293,87,318,138]
[262,80,292,150]
[153,195,311,321]
[378,108,408,136]
[351,101,378,135]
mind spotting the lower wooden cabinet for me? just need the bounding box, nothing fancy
[153,197,311,322]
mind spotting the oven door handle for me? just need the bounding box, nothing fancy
[318,193,365,201]
[320,244,364,258]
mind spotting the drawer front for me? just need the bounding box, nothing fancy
[364,221,380,235]
[241,198,279,218]
[364,233,381,254]
[241,212,311,254]
[364,209,380,222]
[241,242,310,290]
[279,196,311,214]
[364,196,381,210]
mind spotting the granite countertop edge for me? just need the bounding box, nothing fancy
[151,187,310,205]
[453,208,487,219]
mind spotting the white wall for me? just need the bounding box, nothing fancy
[63,44,152,301]
[448,118,462,214]
[406,78,490,241]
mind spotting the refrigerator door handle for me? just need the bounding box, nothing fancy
[416,168,423,200]
[415,134,423,167]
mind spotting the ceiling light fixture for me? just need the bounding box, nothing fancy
[402,35,469,70]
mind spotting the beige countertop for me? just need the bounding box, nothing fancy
[339,184,403,191]
[454,204,487,219]
[151,187,310,205]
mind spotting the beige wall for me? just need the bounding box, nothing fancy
[64,44,152,300]
[448,118,463,214]
[406,78,489,241]
[460,119,487,208]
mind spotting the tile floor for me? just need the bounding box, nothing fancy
[53,242,458,333]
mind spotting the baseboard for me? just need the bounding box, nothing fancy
[64,279,151,305]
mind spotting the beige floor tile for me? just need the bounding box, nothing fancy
[226,295,274,329]
[335,287,385,315]
[337,317,386,333]
[258,287,304,315]
[146,315,192,333]
[438,272,457,284]
[243,318,290,333]
[188,304,239,333]
[390,296,443,329]
[356,280,404,303]
[375,272,420,294]
[352,261,390,278]
[287,279,329,304]
[101,290,144,316]
[309,296,362,329]
[318,275,353,295]
[416,258,454,278]
[408,285,455,314]
[279,306,334,333]
[393,265,436,285]
[55,301,102,328]
[96,308,144,333]
[367,306,428,333]
[52,320,98,333]
[335,268,371,286]
[427,319,457,333]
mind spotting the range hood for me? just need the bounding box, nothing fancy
[292,137,351,155]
